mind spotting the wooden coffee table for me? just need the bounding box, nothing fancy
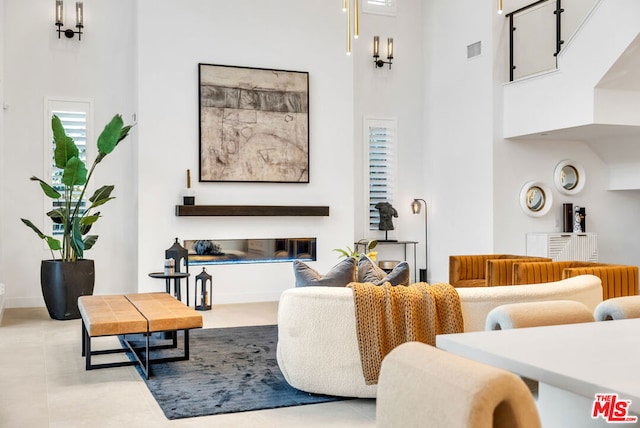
[78,292,203,378]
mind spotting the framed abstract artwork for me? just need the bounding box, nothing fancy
[198,63,310,183]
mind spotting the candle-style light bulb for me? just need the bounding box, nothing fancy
[373,36,380,57]
[387,38,394,59]
[354,0,359,38]
[55,0,64,25]
[498,0,503,14]
[76,2,83,27]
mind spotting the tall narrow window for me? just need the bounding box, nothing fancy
[362,0,397,16]
[44,98,93,236]
[365,118,397,230]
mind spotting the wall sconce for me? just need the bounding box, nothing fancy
[373,36,393,69]
[411,198,428,282]
[55,0,84,40]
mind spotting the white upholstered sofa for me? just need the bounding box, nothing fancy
[276,275,603,398]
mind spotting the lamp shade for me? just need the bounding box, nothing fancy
[411,199,422,214]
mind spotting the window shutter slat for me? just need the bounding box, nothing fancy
[365,118,397,230]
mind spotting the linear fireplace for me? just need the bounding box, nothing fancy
[183,238,316,265]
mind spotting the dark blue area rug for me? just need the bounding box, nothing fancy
[124,324,346,420]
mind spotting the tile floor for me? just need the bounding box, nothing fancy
[0,302,376,427]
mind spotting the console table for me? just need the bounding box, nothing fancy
[526,232,598,262]
[437,319,640,427]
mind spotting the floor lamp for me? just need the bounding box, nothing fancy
[411,199,428,282]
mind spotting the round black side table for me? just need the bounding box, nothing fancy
[148,272,190,303]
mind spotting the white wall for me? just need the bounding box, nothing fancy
[135,0,357,303]
[423,0,495,283]
[2,0,137,307]
[2,1,639,310]
[421,0,640,284]
[492,1,640,268]
[0,0,4,320]
[0,0,5,288]
[352,2,426,276]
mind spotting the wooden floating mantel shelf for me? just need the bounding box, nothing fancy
[175,205,330,217]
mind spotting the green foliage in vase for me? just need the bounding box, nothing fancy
[333,239,378,261]
[21,114,132,262]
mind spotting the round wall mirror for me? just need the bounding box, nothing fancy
[554,160,585,195]
[526,186,546,211]
[519,181,553,217]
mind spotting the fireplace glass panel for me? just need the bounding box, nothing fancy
[184,238,316,265]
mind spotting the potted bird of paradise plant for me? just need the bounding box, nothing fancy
[21,114,132,320]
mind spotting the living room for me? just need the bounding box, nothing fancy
[1,0,640,425]
[3,0,640,307]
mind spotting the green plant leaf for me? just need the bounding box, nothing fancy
[46,237,62,251]
[118,125,132,143]
[46,209,66,224]
[97,115,124,157]
[368,240,378,250]
[30,177,61,199]
[80,212,99,235]
[88,185,115,209]
[80,214,100,226]
[21,218,62,252]
[52,115,79,169]
[83,235,98,251]
[61,156,87,187]
[21,218,46,239]
[70,217,85,259]
[333,248,349,258]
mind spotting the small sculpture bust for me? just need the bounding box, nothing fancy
[375,202,398,231]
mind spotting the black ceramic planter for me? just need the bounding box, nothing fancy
[41,259,95,320]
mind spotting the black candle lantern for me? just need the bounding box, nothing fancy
[165,238,190,301]
[195,267,212,311]
[165,238,188,271]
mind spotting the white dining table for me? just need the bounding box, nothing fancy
[436,318,640,428]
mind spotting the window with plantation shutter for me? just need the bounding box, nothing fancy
[362,0,397,16]
[365,118,397,230]
[51,111,88,235]
[45,98,93,236]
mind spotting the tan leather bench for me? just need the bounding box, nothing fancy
[78,293,203,378]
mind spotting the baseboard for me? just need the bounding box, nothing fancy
[213,290,282,305]
[3,291,279,310]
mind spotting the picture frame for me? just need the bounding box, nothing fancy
[198,63,310,183]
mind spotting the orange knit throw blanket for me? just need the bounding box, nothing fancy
[347,282,464,385]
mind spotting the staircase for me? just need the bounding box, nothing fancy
[503,0,640,189]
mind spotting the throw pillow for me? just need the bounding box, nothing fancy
[293,257,357,287]
[357,254,410,286]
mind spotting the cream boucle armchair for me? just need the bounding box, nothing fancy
[377,342,541,428]
[276,275,603,398]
